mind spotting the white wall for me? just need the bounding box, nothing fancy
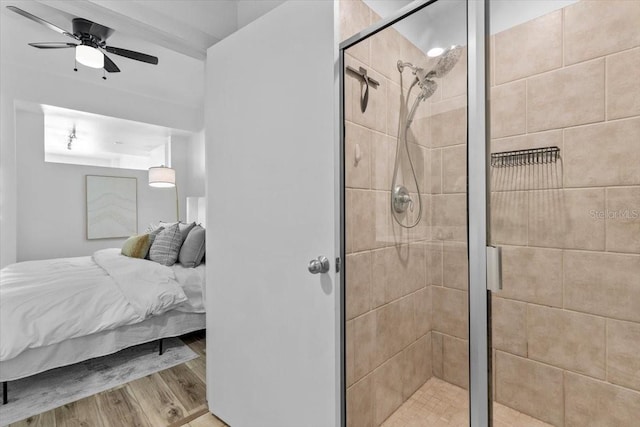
[186,130,206,197]
[14,109,188,261]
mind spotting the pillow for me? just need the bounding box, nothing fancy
[148,226,164,246]
[149,223,182,266]
[145,226,165,260]
[121,234,151,259]
[179,225,206,268]
[159,221,196,243]
[145,222,160,232]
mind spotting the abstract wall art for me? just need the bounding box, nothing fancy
[86,175,137,239]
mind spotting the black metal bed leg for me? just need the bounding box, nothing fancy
[158,338,164,356]
[3,381,7,405]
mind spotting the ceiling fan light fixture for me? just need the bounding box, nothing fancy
[7,6,159,76]
[76,45,104,68]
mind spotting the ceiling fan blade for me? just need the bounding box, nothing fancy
[29,42,78,49]
[103,54,121,73]
[104,46,158,65]
[6,6,78,40]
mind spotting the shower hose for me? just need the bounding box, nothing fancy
[391,78,423,229]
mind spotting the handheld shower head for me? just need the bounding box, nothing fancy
[393,46,461,229]
[418,79,437,100]
[397,62,436,101]
[427,45,462,78]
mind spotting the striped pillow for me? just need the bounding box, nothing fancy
[145,226,165,260]
[159,221,196,243]
[149,223,182,266]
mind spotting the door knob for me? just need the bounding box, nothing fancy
[308,256,330,274]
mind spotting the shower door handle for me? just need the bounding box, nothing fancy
[486,246,502,291]
[308,256,330,274]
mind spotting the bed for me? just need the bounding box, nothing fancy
[0,248,206,403]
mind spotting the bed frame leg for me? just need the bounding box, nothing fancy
[158,338,164,356]
[3,381,7,405]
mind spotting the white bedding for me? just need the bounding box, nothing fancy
[0,249,198,362]
[173,263,206,313]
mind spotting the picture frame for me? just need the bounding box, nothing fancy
[86,175,138,239]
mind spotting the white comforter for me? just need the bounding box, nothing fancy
[0,249,188,361]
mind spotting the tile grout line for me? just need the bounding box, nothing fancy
[604,187,608,252]
[561,245,565,310]
[604,55,608,122]
[605,319,609,383]
[561,7,566,68]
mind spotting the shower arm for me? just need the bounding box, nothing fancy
[397,60,417,73]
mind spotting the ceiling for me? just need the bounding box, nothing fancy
[0,0,286,113]
[364,0,579,55]
[41,103,177,156]
[2,0,285,61]
[1,1,285,168]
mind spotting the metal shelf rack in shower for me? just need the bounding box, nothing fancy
[490,146,560,168]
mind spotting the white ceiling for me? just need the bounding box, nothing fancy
[364,0,578,55]
[41,103,179,157]
[3,0,285,61]
[0,0,285,113]
[0,0,206,109]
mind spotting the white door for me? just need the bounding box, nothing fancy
[205,2,340,426]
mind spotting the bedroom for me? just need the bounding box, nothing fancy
[2,0,640,427]
[0,0,211,425]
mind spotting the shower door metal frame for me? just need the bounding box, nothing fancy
[338,0,490,425]
[467,0,491,425]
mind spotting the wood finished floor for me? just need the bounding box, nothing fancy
[9,331,228,427]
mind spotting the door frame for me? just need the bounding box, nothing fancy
[338,0,490,425]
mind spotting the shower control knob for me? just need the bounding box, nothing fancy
[308,256,330,274]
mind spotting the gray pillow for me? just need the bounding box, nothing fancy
[145,226,165,260]
[179,225,206,268]
[159,221,196,243]
[149,223,182,266]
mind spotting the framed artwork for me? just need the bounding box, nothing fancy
[86,175,137,239]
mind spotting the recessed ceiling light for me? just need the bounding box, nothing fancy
[427,47,444,58]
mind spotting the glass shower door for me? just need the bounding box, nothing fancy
[340,1,471,425]
[488,1,640,425]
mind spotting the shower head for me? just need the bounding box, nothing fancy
[407,79,437,125]
[419,79,437,100]
[427,45,462,79]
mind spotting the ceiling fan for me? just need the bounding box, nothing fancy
[7,5,158,79]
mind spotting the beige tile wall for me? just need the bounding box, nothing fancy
[345,1,638,426]
[342,1,469,425]
[491,1,640,425]
[343,2,431,426]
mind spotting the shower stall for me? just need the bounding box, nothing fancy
[340,0,640,426]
